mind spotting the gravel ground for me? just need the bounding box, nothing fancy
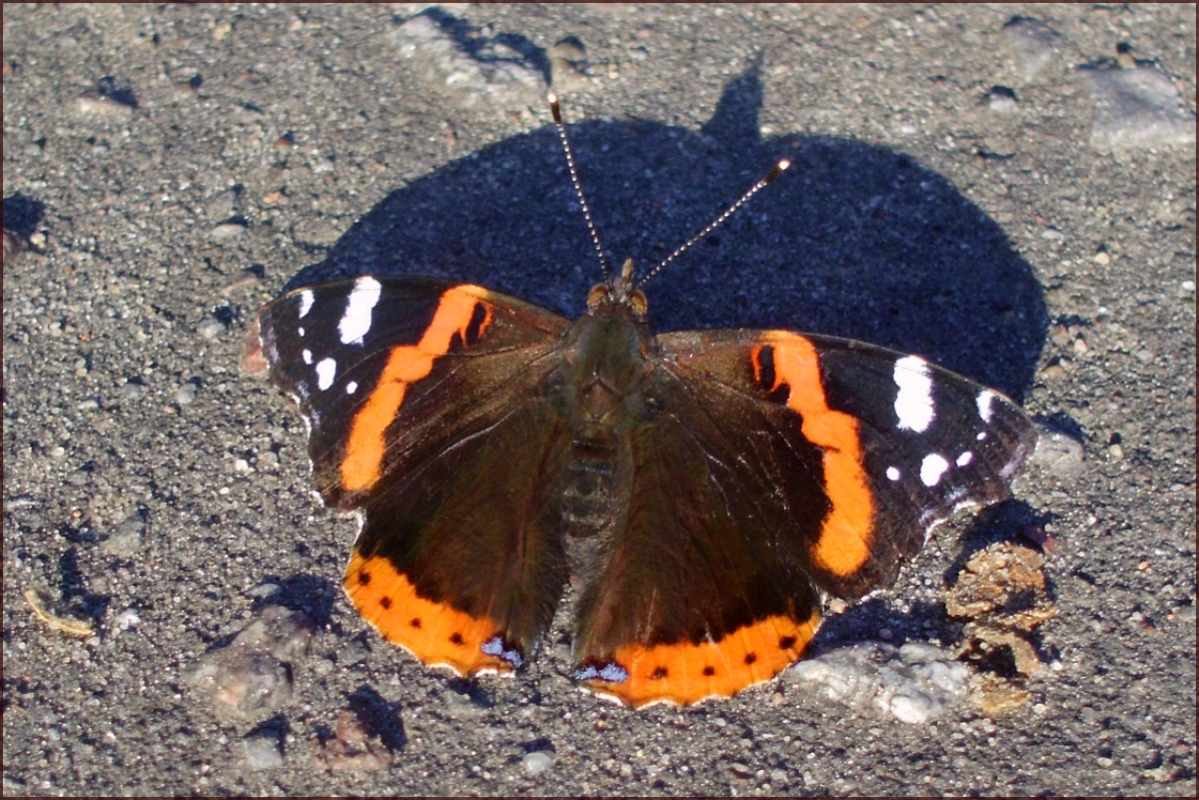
[3,4,1195,796]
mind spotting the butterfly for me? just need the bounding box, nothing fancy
[248,94,1037,708]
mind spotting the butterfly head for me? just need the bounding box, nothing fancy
[587,257,649,319]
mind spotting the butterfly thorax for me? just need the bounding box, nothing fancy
[553,262,657,549]
[559,286,656,449]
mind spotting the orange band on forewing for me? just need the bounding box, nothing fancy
[345,551,514,675]
[582,609,821,708]
[763,332,874,577]
[340,286,493,492]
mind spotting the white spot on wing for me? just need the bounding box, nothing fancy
[298,326,305,337]
[298,290,314,319]
[339,276,382,345]
[302,348,313,365]
[920,453,950,487]
[976,431,987,441]
[346,380,358,395]
[956,451,974,467]
[574,662,629,683]
[893,356,935,433]
[976,390,996,423]
[481,636,524,668]
[315,357,337,391]
[886,466,901,481]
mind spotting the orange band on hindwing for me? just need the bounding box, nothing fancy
[345,551,516,675]
[580,609,821,708]
[340,285,493,492]
[756,332,875,576]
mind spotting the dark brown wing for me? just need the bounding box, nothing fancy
[573,328,1036,707]
[258,277,574,674]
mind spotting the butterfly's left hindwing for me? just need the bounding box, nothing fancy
[257,276,575,675]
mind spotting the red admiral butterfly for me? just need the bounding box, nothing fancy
[248,95,1037,707]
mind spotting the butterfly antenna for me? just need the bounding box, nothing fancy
[549,92,611,279]
[636,158,791,290]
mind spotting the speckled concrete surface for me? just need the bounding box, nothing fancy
[3,4,1195,796]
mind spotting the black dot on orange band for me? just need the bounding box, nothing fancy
[449,632,464,645]
[410,618,421,629]
[702,665,716,676]
[379,596,392,610]
[357,571,370,586]
[779,635,797,649]
[744,652,758,665]
[650,666,668,680]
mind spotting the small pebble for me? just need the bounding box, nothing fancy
[103,517,146,557]
[210,222,247,241]
[243,731,284,770]
[176,381,198,405]
[113,608,141,631]
[198,318,226,339]
[1030,429,1085,478]
[1003,17,1060,81]
[220,270,260,297]
[65,469,91,486]
[988,86,1018,113]
[1108,443,1124,461]
[1041,227,1065,241]
[549,39,586,62]
[549,37,590,91]
[205,187,242,219]
[120,383,146,402]
[522,750,555,776]
[1093,251,1111,265]
[1079,63,1197,151]
[1039,364,1067,380]
[190,606,314,721]
[74,94,134,119]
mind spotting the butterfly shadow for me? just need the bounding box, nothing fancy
[280,66,1046,400]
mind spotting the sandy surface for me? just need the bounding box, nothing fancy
[3,3,1195,796]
